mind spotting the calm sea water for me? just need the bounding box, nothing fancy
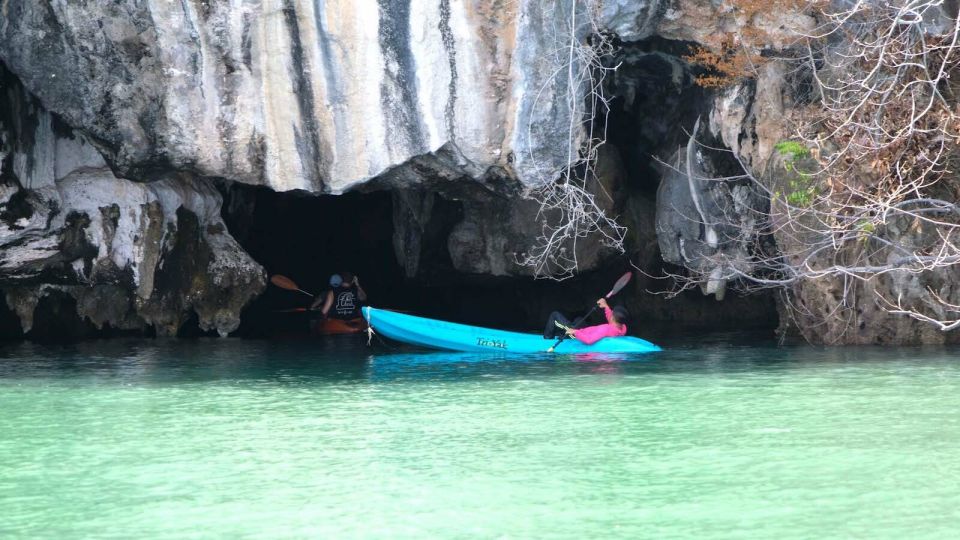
[1,336,959,539]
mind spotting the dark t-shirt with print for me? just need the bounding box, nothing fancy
[330,285,361,319]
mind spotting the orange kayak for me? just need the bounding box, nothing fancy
[311,317,368,336]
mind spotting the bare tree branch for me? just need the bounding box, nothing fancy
[519,0,626,280]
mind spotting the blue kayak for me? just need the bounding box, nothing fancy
[362,307,662,354]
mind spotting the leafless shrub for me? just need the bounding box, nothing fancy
[519,0,626,280]
[668,0,960,339]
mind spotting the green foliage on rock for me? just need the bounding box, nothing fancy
[775,140,811,174]
[774,140,809,159]
[773,140,818,207]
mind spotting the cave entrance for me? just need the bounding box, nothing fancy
[605,37,713,198]
[598,36,780,333]
[221,183,638,338]
[222,184,408,337]
[219,36,781,340]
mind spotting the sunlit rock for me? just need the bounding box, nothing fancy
[0,0,596,194]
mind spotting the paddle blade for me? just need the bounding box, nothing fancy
[605,271,633,298]
[270,275,300,291]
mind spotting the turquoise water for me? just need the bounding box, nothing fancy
[2,337,959,538]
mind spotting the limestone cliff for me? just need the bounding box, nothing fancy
[0,0,575,193]
[0,0,677,337]
[1,64,264,337]
[1,0,789,193]
[1,0,954,344]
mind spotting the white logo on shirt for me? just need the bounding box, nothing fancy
[335,291,356,315]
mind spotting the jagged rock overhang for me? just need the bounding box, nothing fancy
[0,61,267,341]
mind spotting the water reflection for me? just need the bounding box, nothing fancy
[0,337,957,385]
[0,338,375,384]
[569,352,631,363]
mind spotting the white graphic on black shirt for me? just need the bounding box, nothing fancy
[335,291,356,316]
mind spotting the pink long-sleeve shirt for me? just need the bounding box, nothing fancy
[572,307,627,345]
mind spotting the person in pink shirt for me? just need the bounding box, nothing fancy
[543,298,629,345]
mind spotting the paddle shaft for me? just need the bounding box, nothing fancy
[270,275,315,297]
[548,300,604,351]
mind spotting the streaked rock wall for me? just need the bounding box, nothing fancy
[0,0,623,193]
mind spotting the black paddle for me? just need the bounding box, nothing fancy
[547,271,633,353]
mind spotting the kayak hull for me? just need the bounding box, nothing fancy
[362,307,661,354]
[311,317,368,336]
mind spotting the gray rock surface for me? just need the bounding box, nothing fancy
[3,0,951,344]
[1,69,264,336]
[655,119,765,299]
[0,0,760,194]
[0,0,608,194]
[0,167,265,336]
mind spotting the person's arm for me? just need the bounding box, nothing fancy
[598,298,616,325]
[354,277,368,302]
[321,291,334,317]
[310,294,324,310]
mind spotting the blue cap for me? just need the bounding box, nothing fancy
[329,274,343,287]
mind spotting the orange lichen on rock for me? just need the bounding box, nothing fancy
[683,0,824,87]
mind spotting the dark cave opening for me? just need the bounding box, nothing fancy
[221,184,406,338]
[220,183,655,338]
[604,37,714,197]
[27,291,90,342]
[221,176,776,342]
[0,294,23,341]
[600,36,779,333]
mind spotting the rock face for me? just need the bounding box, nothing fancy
[761,147,960,346]
[2,0,642,337]
[0,0,591,193]
[390,163,621,279]
[1,65,264,337]
[0,0,786,194]
[651,32,960,344]
[655,119,766,300]
[1,0,952,343]
[2,173,265,337]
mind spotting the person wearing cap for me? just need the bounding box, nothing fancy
[310,272,367,320]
